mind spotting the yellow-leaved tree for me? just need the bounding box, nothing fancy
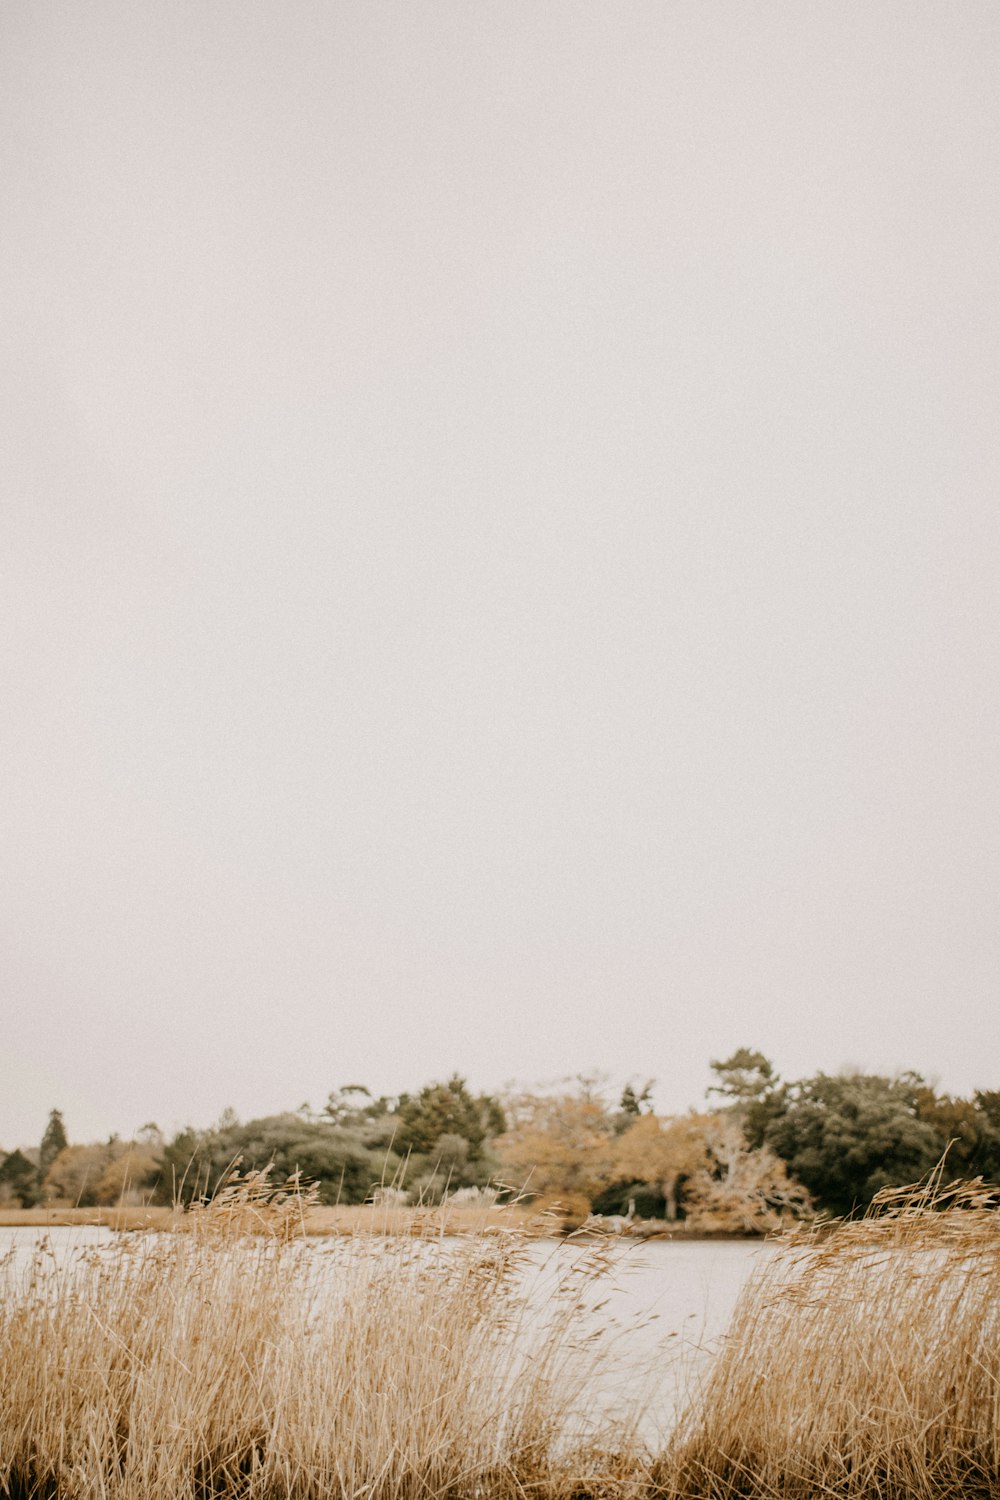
[495,1086,615,1224]
[612,1112,711,1221]
[611,1111,813,1231]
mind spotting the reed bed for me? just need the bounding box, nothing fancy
[0,1172,649,1500]
[4,1173,1000,1499]
[657,1177,1000,1500]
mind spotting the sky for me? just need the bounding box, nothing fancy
[2,2,999,1149]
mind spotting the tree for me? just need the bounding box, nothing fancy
[903,1085,1000,1185]
[152,1112,406,1208]
[682,1117,812,1233]
[395,1076,504,1161]
[406,1133,479,1202]
[93,1143,161,1205]
[0,1148,40,1207]
[969,1092,1000,1181]
[707,1049,783,1147]
[708,1049,777,1104]
[612,1112,710,1220]
[324,1085,379,1126]
[39,1109,68,1181]
[605,1110,813,1230]
[496,1087,616,1215]
[764,1072,943,1217]
[974,1090,1000,1129]
[153,1128,218,1206]
[44,1142,116,1206]
[613,1080,655,1135]
[322,1087,404,1148]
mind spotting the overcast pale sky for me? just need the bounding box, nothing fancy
[2,3,998,1148]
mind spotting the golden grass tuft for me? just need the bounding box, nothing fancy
[656,1174,1000,1499]
[0,1170,649,1500]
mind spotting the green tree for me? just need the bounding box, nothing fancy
[968,1092,1000,1181]
[232,1115,394,1205]
[708,1048,777,1104]
[153,1128,210,1205]
[900,1084,1000,1185]
[324,1085,379,1125]
[907,1082,996,1178]
[974,1090,1000,1128]
[406,1132,481,1202]
[0,1148,40,1207]
[613,1079,655,1134]
[708,1048,784,1147]
[152,1113,403,1207]
[395,1076,504,1161]
[39,1109,68,1181]
[765,1072,943,1217]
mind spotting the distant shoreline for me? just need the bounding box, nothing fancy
[0,1203,769,1238]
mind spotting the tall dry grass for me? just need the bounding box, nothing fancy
[657,1175,1000,1500]
[5,1169,1000,1499]
[0,1170,649,1500]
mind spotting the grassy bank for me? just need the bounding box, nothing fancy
[1,1175,998,1498]
[0,1204,783,1239]
[0,1201,540,1237]
[0,1206,174,1231]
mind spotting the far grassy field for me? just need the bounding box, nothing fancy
[0,1204,173,1231]
[0,1199,542,1236]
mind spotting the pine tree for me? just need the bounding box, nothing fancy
[39,1108,68,1180]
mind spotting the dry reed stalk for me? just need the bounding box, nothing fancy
[0,1170,650,1500]
[656,1175,1000,1500]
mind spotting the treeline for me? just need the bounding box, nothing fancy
[3,1052,1000,1231]
[0,1080,504,1217]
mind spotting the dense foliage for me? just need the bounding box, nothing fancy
[3,1054,999,1225]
